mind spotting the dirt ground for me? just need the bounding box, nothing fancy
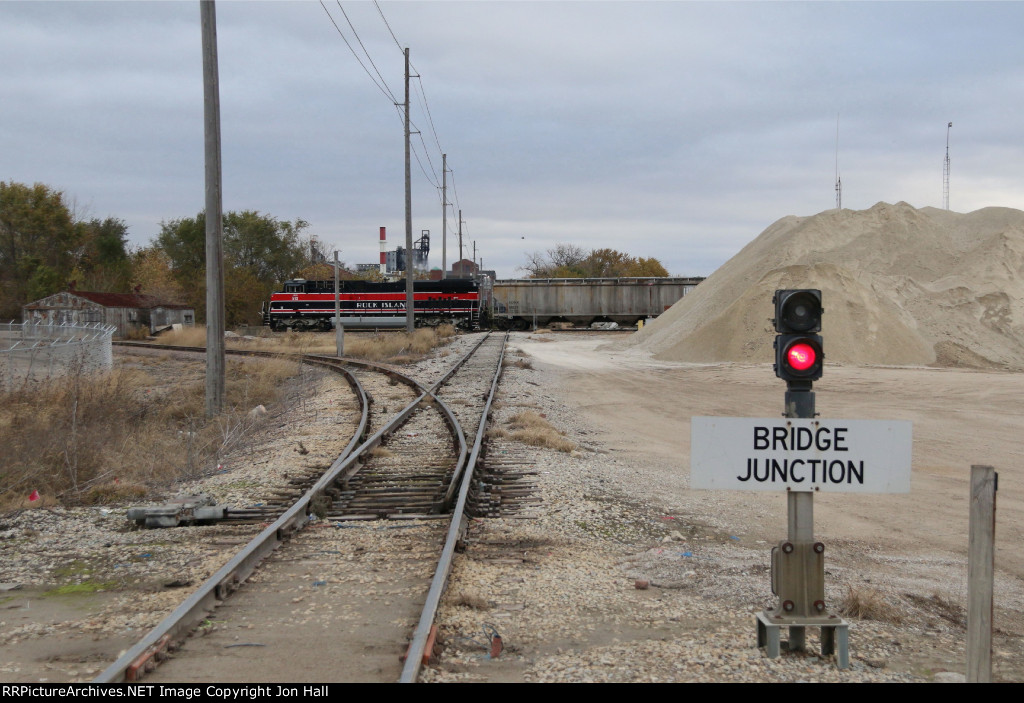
[516,332,1024,646]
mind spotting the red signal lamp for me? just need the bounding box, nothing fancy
[774,334,823,383]
[786,342,817,371]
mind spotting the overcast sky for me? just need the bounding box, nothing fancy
[2,1,1023,279]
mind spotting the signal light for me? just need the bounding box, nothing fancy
[786,342,817,371]
[773,290,823,385]
[774,289,822,333]
[775,334,823,382]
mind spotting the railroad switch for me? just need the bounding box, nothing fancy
[126,494,228,528]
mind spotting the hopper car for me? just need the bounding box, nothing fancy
[489,277,704,329]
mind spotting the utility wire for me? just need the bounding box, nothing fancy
[416,131,441,185]
[327,0,459,214]
[374,0,447,159]
[319,1,396,104]
[413,75,446,155]
[336,1,398,103]
[374,0,404,52]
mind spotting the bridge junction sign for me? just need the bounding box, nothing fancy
[690,417,912,494]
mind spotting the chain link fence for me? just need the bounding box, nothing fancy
[0,321,116,389]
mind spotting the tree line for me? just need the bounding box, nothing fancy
[521,243,669,278]
[1,181,329,326]
[1,181,676,327]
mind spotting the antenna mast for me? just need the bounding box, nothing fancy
[834,114,842,210]
[943,122,952,210]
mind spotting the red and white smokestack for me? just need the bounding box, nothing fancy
[379,226,387,274]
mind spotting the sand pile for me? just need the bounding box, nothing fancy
[628,201,1024,369]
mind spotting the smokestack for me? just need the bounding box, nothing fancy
[379,226,387,274]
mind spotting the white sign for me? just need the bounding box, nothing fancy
[690,417,912,494]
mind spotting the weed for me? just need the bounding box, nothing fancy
[0,353,303,507]
[452,593,491,610]
[310,494,331,520]
[839,585,904,624]
[506,411,576,453]
[46,582,116,596]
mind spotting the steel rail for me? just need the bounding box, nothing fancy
[96,335,490,681]
[399,331,509,682]
[93,359,370,682]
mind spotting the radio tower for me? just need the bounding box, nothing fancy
[943,121,952,210]
[834,114,842,209]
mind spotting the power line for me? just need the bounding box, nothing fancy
[336,1,397,103]
[319,1,396,104]
[371,1,447,165]
[325,0,462,218]
[412,74,445,155]
[374,0,404,52]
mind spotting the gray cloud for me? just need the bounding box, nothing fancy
[2,1,1022,280]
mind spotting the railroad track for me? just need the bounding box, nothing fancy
[96,332,507,682]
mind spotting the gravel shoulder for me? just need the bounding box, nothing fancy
[1,332,1021,683]
[425,331,1023,683]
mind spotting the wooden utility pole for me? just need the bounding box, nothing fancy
[441,153,447,279]
[404,47,414,333]
[201,0,224,418]
[458,210,463,276]
[967,464,997,682]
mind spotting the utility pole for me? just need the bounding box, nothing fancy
[404,47,414,333]
[201,0,224,418]
[334,251,343,357]
[458,210,464,276]
[441,153,447,279]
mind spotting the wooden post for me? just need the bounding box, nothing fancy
[967,464,997,683]
[201,0,224,418]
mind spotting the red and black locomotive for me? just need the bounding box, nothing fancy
[263,278,482,331]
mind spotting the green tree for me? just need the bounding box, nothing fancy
[131,247,185,303]
[72,217,132,292]
[520,244,669,279]
[155,211,310,326]
[625,256,669,277]
[0,181,81,317]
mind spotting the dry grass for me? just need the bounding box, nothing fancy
[505,410,576,453]
[0,354,303,509]
[903,592,966,628]
[839,585,904,624]
[452,592,491,610]
[159,326,209,347]
[160,324,458,365]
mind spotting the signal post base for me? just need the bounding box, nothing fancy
[756,611,849,669]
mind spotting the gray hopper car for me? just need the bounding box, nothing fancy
[490,277,704,329]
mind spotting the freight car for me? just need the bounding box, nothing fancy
[263,278,482,331]
[489,277,703,329]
